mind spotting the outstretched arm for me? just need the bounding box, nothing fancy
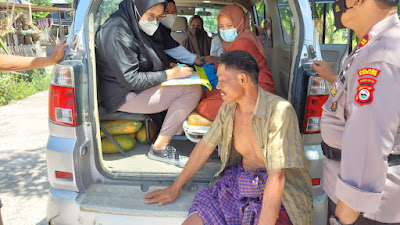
[258,169,286,225]
[143,139,216,205]
[0,40,68,71]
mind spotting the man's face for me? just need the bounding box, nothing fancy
[165,2,178,16]
[216,64,244,104]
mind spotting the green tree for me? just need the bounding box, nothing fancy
[97,0,121,26]
[31,0,53,23]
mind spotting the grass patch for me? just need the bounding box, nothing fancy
[0,69,51,106]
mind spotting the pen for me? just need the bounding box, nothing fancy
[177,63,183,67]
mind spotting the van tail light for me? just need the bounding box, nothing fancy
[55,171,73,179]
[48,65,77,126]
[311,178,321,186]
[303,77,330,134]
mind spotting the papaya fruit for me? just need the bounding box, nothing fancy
[100,120,142,137]
[101,135,136,153]
[136,121,157,144]
[188,111,212,126]
[128,132,136,139]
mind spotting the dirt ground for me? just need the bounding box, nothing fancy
[0,91,50,225]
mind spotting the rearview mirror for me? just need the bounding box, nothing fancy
[197,11,212,16]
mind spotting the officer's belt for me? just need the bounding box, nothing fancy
[321,141,400,166]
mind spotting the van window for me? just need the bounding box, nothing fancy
[314,3,348,44]
[96,0,122,29]
[182,8,221,35]
[277,0,295,45]
[255,0,265,26]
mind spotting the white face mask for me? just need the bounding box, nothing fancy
[160,14,177,29]
[138,19,159,36]
[134,4,160,36]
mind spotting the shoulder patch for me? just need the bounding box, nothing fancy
[358,78,377,86]
[357,34,370,49]
[355,85,375,106]
[358,68,381,77]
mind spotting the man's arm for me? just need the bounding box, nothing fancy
[143,139,216,205]
[258,169,286,225]
[0,40,67,71]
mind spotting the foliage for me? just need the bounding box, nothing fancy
[0,38,10,54]
[313,3,348,45]
[96,0,121,27]
[31,0,53,23]
[66,0,73,8]
[256,0,265,27]
[0,69,51,106]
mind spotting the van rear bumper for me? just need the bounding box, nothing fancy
[47,187,327,225]
[47,187,187,225]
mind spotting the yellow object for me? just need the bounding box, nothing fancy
[136,121,157,144]
[128,132,136,139]
[100,120,142,137]
[161,66,212,90]
[187,111,212,126]
[101,135,136,153]
[194,65,212,91]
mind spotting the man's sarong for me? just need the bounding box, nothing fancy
[189,162,292,225]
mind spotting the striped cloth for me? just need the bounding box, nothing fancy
[189,162,291,225]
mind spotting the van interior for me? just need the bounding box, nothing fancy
[90,0,349,182]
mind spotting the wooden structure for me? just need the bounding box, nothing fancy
[0,2,72,41]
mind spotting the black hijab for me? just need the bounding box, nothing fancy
[113,0,170,69]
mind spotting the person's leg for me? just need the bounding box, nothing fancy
[118,85,201,149]
[182,213,204,225]
[118,84,201,166]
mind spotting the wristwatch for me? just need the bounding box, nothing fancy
[329,215,356,225]
[199,57,205,67]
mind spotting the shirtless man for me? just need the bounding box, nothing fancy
[143,50,312,225]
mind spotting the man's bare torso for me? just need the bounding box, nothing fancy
[233,106,265,172]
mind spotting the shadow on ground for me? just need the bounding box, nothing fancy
[0,147,49,197]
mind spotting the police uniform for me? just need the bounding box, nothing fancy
[321,14,400,223]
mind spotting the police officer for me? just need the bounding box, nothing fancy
[311,0,400,224]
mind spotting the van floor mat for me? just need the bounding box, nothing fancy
[102,139,221,179]
[78,183,208,217]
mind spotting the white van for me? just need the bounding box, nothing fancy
[46,0,352,224]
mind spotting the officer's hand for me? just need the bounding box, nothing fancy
[50,39,68,64]
[310,60,337,84]
[143,184,180,206]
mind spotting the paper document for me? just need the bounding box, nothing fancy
[161,66,212,90]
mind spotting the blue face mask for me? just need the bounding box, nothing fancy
[219,19,244,42]
[219,28,238,42]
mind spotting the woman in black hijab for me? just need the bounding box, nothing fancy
[95,0,202,167]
